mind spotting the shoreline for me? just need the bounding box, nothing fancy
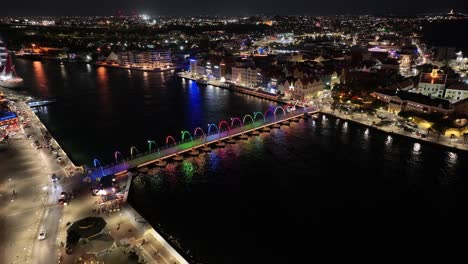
[1,87,189,264]
[321,109,468,152]
[95,62,185,72]
[178,72,289,104]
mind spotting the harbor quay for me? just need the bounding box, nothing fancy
[0,89,189,264]
[177,71,289,104]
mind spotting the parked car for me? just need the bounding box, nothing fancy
[38,228,46,240]
[51,173,58,182]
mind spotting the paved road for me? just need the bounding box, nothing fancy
[19,100,70,264]
[0,97,71,264]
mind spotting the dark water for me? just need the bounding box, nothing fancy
[129,115,468,263]
[14,59,274,165]
[15,59,468,262]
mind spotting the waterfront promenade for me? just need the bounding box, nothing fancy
[320,104,468,152]
[178,71,288,103]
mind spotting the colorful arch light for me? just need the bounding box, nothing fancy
[231,117,243,128]
[181,130,193,142]
[264,109,274,119]
[207,123,219,135]
[130,146,140,158]
[147,140,157,152]
[114,151,122,164]
[274,106,286,116]
[253,112,265,122]
[93,158,105,177]
[243,114,254,125]
[166,135,177,146]
[218,120,230,133]
[194,127,205,138]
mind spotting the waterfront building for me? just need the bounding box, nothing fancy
[418,69,447,98]
[444,83,468,101]
[280,78,324,101]
[231,67,263,88]
[118,50,172,69]
[372,90,453,115]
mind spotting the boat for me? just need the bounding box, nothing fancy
[0,40,23,89]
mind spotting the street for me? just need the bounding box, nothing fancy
[0,93,73,264]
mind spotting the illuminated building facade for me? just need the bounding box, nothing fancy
[418,69,447,98]
[118,50,172,68]
[231,67,262,88]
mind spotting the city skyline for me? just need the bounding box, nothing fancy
[1,0,467,16]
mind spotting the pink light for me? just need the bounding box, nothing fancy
[166,135,177,146]
[218,120,231,132]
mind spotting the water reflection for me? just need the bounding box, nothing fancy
[342,121,348,133]
[60,64,67,79]
[412,143,421,153]
[32,61,48,96]
[364,128,369,140]
[96,67,111,112]
[385,135,392,148]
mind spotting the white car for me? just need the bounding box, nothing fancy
[38,229,46,240]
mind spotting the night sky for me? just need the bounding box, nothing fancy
[1,0,467,16]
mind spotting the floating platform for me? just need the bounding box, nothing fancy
[272,124,281,128]
[261,127,271,132]
[281,121,291,126]
[215,141,226,147]
[201,145,212,152]
[239,134,249,140]
[189,150,200,156]
[155,160,167,167]
[250,130,260,135]
[172,155,183,161]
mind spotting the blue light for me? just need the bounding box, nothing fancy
[0,112,17,122]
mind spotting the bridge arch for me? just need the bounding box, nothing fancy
[147,140,157,152]
[207,123,219,135]
[274,106,286,117]
[114,151,122,163]
[253,112,265,122]
[166,135,177,146]
[93,158,105,177]
[130,146,140,158]
[243,114,254,125]
[264,109,274,120]
[194,127,205,138]
[231,117,243,128]
[218,120,231,133]
[181,130,193,142]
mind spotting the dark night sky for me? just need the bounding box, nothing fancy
[1,0,467,16]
